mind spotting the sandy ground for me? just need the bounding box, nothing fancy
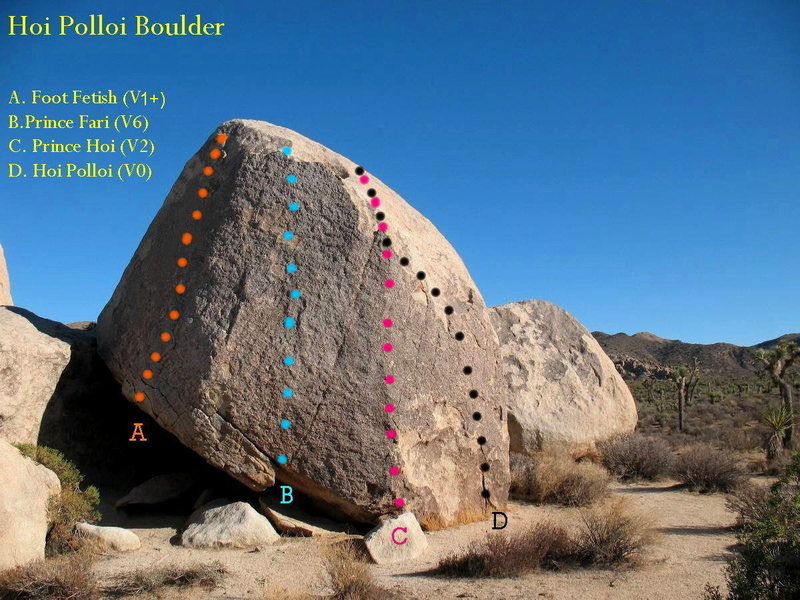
[92,481,738,600]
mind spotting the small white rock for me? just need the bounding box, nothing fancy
[76,522,141,552]
[180,500,279,549]
[364,512,428,564]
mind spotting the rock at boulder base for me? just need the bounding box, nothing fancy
[364,512,428,564]
[490,300,638,454]
[97,119,509,527]
[180,500,279,549]
[0,439,61,569]
[0,244,11,306]
[258,497,353,537]
[76,522,141,552]
[115,473,195,508]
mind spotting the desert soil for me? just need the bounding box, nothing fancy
[92,481,739,600]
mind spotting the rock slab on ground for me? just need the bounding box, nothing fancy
[490,300,637,453]
[0,439,61,569]
[364,512,428,564]
[97,119,509,527]
[258,497,352,537]
[180,500,279,549]
[76,522,141,552]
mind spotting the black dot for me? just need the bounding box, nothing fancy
[375,212,385,221]
[382,238,392,247]
[472,412,482,421]
[469,390,479,399]
[416,271,426,280]
[463,366,473,375]
[481,489,491,499]
[477,436,487,445]
[455,331,465,341]
[444,306,454,315]
[480,463,490,472]
[431,288,440,297]
[367,189,377,197]
[355,166,365,175]
[400,257,410,266]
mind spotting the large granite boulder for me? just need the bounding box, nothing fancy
[0,439,61,569]
[97,119,509,527]
[0,244,11,305]
[490,300,637,453]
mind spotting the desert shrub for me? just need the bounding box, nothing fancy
[0,553,98,600]
[261,587,314,600]
[726,482,772,529]
[323,543,386,600]
[598,433,674,481]
[103,562,226,597]
[15,444,101,556]
[510,451,611,506]
[437,522,575,578]
[575,498,656,567]
[705,452,800,600]
[673,444,743,493]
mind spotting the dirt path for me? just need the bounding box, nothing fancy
[93,482,736,599]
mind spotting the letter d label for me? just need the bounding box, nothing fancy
[492,511,508,529]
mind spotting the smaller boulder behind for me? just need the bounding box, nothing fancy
[180,500,280,549]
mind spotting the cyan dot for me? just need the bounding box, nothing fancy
[277,454,288,465]
[283,231,294,241]
[290,289,301,299]
[286,264,297,274]
[283,356,295,366]
[281,419,292,429]
[288,202,299,212]
[286,174,297,184]
[284,317,296,329]
[282,388,294,398]
[281,146,292,156]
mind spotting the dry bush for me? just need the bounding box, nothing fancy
[261,586,314,600]
[323,543,386,600]
[510,451,611,506]
[437,522,575,578]
[673,444,744,493]
[575,498,656,567]
[103,562,226,597]
[0,553,98,600]
[726,482,772,529]
[598,433,674,481]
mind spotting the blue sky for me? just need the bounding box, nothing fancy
[1,0,797,345]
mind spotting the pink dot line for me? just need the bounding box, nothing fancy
[384,279,395,288]
[382,249,392,259]
[383,318,393,328]
[386,429,397,439]
[385,375,395,384]
[389,466,400,476]
[385,403,395,413]
[394,498,406,507]
[359,175,370,184]
[371,197,381,208]
[378,222,388,232]
[382,343,393,352]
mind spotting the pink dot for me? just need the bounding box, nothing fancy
[371,197,381,208]
[359,175,370,184]
[384,279,395,288]
[386,429,397,439]
[382,343,393,352]
[394,498,406,508]
[385,403,395,413]
[378,222,388,232]
[381,249,392,259]
[385,375,395,384]
[383,318,393,328]
[389,466,400,476]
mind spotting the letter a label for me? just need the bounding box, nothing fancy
[129,422,148,441]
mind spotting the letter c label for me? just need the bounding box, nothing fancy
[391,526,408,545]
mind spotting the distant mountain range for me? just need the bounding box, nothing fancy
[592,331,800,381]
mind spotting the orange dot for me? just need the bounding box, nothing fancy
[209,148,222,160]
[198,188,209,199]
[175,284,186,294]
[160,332,172,342]
[203,166,214,176]
[142,369,153,380]
[192,210,203,220]
[216,133,228,144]
[177,257,188,267]
[181,232,193,245]
[150,352,161,362]
[134,392,145,403]
[169,310,180,320]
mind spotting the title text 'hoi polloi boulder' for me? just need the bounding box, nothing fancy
[490,300,637,454]
[97,120,509,527]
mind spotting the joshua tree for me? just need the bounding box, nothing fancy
[753,342,800,448]
[671,357,701,432]
[762,406,793,462]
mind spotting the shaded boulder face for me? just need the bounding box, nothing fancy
[97,120,509,527]
[490,300,637,454]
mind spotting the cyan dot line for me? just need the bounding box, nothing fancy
[284,316,296,329]
[286,263,298,274]
[288,202,299,212]
[283,231,294,241]
[280,156,298,465]
[286,174,297,184]
[282,146,292,156]
[281,419,292,429]
[277,454,288,465]
[283,356,295,366]
[282,388,294,398]
[290,289,301,299]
